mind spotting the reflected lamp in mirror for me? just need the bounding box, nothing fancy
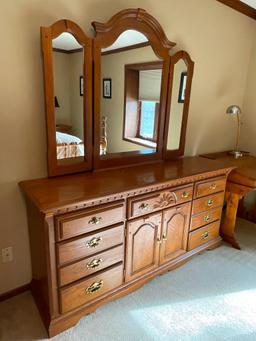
[226,105,243,158]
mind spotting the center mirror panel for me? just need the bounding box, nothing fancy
[52,33,85,162]
[99,30,163,158]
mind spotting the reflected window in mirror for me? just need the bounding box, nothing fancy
[167,59,187,151]
[52,32,85,161]
[123,63,162,148]
[100,30,163,155]
[138,100,159,141]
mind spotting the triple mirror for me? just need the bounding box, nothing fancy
[41,9,194,176]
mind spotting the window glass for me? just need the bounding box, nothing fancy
[139,101,156,139]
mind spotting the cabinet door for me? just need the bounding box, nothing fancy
[160,202,191,264]
[125,213,162,282]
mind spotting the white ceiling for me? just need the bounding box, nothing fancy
[52,30,148,52]
[240,0,256,9]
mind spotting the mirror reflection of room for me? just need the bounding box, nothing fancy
[52,32,85,160]
[167,59,187,151]
[100,30,162,155]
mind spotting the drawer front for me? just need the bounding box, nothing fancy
[188,221,220,251]
[190,207,222,232]
[192,193,224,215]
[59,245,124,286]
[195,177,226,199]
[60,264,123,313]
[128,185,193,219]
[56,202,125,241]
[57,224,124,265]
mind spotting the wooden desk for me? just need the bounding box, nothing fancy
[201,152,256,249]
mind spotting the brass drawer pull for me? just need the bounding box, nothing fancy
[162,234,167,241]
[86,236,102,248]
[201,231,209,240]
[182,191,189,199]
[85,280,103,294]
[207,199,214,207]
[139,203,149,211]
[88,216,102,225]
[204,215,211,223]
[86,258,103,269]
[210,184,217,190]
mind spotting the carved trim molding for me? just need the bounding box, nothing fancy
[92,8,176,53]
[44,168,231,215]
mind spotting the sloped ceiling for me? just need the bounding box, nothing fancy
[217,0,256,19]
[241,0,256,9]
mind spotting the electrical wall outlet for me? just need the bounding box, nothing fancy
[2,247,13,263]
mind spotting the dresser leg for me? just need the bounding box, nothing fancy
[221,191,242,250]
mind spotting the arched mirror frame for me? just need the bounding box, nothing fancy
[163,51,194,159]
[41,20,93,177]
[92,9,176,169]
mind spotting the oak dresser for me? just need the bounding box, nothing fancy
[20,157,233,337]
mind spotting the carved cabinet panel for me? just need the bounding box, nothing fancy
[125,213,162,282]
[159,202,191,264]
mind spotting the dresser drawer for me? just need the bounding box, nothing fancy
[190,207,222,232]
[194,177,226,198]
[59,245,124,286]
[188,221,220,251]
[60,264,123,313]
[192,193,224,215]
[56,201,125,241]
[57,224,124,265]
[128,185,193,219]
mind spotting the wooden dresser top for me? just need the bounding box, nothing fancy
[19,157,234,214]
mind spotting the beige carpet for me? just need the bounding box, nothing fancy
[1,218,256,341]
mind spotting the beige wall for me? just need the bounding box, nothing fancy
[0,0,255,294]
[241,28,256,155]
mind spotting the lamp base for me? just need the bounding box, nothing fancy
[228,150,243,159]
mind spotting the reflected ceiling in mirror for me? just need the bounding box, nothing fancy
[101,30,148,53]
[100,30,163,156]
[52,33,85,161]
[167,59,187,151]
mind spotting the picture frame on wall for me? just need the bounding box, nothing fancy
[80,76,84,96]
[103,78,112,99]
[178,72,187,103]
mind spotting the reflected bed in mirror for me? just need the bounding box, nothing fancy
[99,30,163,156]
[52,32,85,160]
